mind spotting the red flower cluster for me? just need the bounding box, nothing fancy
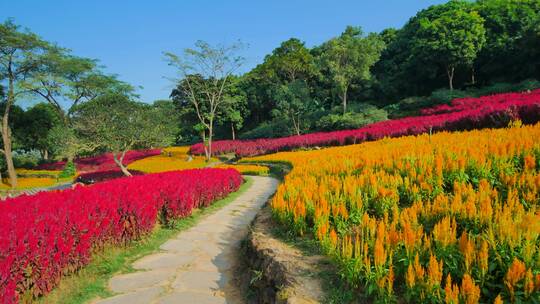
[0,168,242,302]
[75,169,144,184]
[190,89,540,157]
[37,149,162,172]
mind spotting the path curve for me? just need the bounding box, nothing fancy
[93,176,278,304]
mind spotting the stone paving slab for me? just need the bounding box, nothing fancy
[109,269,175,293]
[93,176,278,304]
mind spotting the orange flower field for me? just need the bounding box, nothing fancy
[242,123,540,303]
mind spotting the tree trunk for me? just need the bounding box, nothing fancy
[231,123,236,140]
[1,130,17,188]
[113,152,132,177]
[342,87,348,114]
[291,114,301,136]
[3,77,17,188]
[447,66,455,91]
[207,120,213,162]
[119,163,132,177]
[201,130,209,161]
[44,150,49,160]
[471,66,476,85]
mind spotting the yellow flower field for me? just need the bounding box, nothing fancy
[0,177,57,190]
[16,168,61,178]
[215,164,269,175]
[128,146,213,173]
[242,123,540,303]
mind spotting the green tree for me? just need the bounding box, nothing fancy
[318,26,385,113]
[24,47,135,123]
[164,40,245,161]
[476,0,540,82]
[151,99,180,145]
[171,74,212,144]
[217,76,248,140]
[272,80,315,136]
[71,93,171,176]
[0,20,50,187]
[47,124,94,163]
[17,103,61,159]
[414,4,486,90]
[267,38,316,83]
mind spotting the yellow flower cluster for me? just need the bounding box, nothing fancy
[16,169,61,178]
[244,124,540,303]
[0,177,57,190]
[215,164,269,175]
[128,146,211,173]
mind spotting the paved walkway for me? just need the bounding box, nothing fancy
[93,176,278,304]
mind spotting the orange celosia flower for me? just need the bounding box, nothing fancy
[374,237,386,267]
[493,294,503,304]
[477,240,489,277]
[504,258,527,301]
[427,253,443,287]
[524,154,536,171]
[432,216,457,247]
[413,253,425,281]
[444,274,459,304]
[459,231,475,273]
[406,263,416,288]
[524,269,535,297]
[461,274,481,304]
[329,229,338,248]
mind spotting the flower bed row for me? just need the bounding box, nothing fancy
[190,90,540,157]
[215,164,270,176]
[36,149,162,172]
[74,169,145,184]
[127,147,211,174]
[242,124,540,303]
[0,168,242,303]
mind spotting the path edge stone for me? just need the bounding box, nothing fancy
[239,205,329,304]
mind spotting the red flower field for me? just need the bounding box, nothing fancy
[36,149,162,172]
[0,168,242,302]
[190,89,540,157]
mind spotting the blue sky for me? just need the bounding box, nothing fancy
[1,0,446,104]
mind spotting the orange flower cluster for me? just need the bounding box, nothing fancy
[215,164,269,175]
[244,123,540,303]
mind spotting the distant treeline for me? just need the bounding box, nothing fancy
[171,0,540,142]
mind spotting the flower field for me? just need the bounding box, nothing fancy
[127,147,212,174]
[215,164,269,175]
[192,89,540,157]
[36,149,161,172]
[0,168,242,302]
[242,123,540,303]
[0,177,57,190]
[75,169,145,184]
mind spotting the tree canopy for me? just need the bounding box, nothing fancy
[71,93,172,175]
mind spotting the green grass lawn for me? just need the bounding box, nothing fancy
[39,177,253,304]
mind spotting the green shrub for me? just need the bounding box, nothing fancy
[240,119,291,139]
[316,104,387,131]
[468,79,540,96]
[13,151,41,169]
[429,89,468,104]
[59,161,76,179]
[471,82,515,96]
[384,96,431,118]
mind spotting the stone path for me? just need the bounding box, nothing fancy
[93,176,278,304]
